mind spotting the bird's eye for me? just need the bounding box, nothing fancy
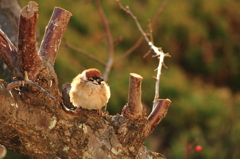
[88,77,94,81]
[96,79,101,84]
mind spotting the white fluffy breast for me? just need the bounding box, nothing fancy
[69,74,110,110]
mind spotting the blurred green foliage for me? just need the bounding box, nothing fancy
[8,0,240,158]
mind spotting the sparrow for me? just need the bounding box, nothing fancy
[69,68,110,110]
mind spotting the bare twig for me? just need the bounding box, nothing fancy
[116,0,171,109]
[143,49,152,58]
[152,48,171,108]
[150,0,169,25]
[7,71,56,100]
[115,0,168,62]
[143,21,154,58]
[0,29,21,78]
[116,2,150,43]
[64,42,106,66]
[147,20,154,44]
[96,0,114,81]
[114,37,143,64]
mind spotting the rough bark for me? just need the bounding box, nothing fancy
[0,1,171,158]
[18,1,41,79]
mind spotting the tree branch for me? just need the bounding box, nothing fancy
[150,0,169,25]
[1,77,165,158]
[0,29,21,78]
[146,99,171,135]
[39,7,72,65]
[64,42,106,66]
[116,1,150,43]
[96,0,114,81]
[114,0,169,63]
[152,49,171,109]
[18,1,42,80]
[114,36,143,64]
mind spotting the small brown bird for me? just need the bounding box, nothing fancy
[69,68,110,110]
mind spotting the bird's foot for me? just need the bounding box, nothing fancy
[92,109,103,116]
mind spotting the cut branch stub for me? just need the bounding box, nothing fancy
[18,1,41,80]
[39,7,72,65]
[122,73,144,119]
[146,99,171,136]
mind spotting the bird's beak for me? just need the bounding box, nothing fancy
[98,77,104,82]
[96,77,104,85]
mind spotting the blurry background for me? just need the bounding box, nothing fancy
[4,0,240,158]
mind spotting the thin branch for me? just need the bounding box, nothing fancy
[64,0,168,75]
[116,0,171,109]
[18,1,42,79]
[147,20,154,44]
[152,50,170,108]
[64,42,106,66]
[122,73,143,119]
[7,71,56,100]
[96,0,114,81]
[0,29,21,78]
[39,7,72,65]
[114,36,143,64]
[115,0,168,62]
[143,49,152,58]
[150,0,169,25]
[116,2,150,43]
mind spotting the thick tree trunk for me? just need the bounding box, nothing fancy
[0,1,171,158]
